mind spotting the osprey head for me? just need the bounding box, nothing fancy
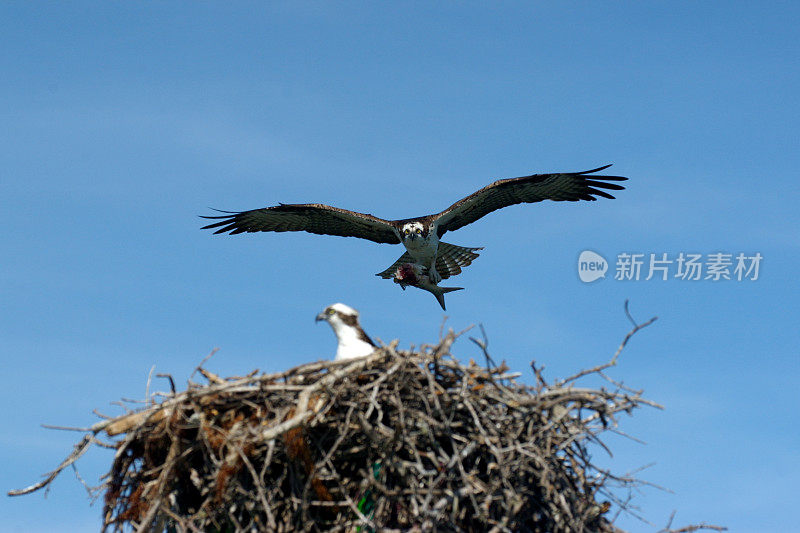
[316,303,376,360]
[400,222,428,243]
[316,302,360,325]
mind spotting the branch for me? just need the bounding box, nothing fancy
[557,299,657,386]
[8,435,93,496]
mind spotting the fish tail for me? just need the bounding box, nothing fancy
[432,286,464,310]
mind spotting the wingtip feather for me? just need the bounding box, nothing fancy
[580,164,613,174]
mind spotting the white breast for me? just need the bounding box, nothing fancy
[329,320,375,360]
[335,331,375,360]
[404,232,439,264]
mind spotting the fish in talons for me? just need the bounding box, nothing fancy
[393,263,463,311]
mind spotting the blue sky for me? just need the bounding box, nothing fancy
[2,3,798,531]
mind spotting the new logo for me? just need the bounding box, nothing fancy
[578,250,608,283]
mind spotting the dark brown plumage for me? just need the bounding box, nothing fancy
[338,312,375,347]
[201,204,399,244]
[201,165,627,299]
[432,165,626,237]
[201,166,625,242]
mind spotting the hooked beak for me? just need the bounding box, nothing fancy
[315,312,327,323]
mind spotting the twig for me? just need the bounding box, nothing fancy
[145,364,156,405]
[557,300,657,386]
[8,435,93,496]
[156,373,176,395]
[190,347,219,381]
[41,424,92,432]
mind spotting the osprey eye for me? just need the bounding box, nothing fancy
[415,229,421,234]
[327,308,334,315]
[404,229,410,235]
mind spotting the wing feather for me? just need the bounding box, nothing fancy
[200,204,400,244]
[434,165,627,236]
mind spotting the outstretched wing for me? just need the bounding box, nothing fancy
[201,203,400,244]
[434,165,627,236]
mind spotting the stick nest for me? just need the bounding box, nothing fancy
[22,310,731,532]
[89,331,659,532]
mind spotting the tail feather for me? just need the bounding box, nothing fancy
[375,252,413,279]
[435,242,482,279]
[376,243,482,280]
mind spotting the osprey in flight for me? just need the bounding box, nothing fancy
[315,303,376,360]
[202,165,626,284]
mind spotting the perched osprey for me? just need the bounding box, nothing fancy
[202,165,626,284]
[315,303,376,360]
